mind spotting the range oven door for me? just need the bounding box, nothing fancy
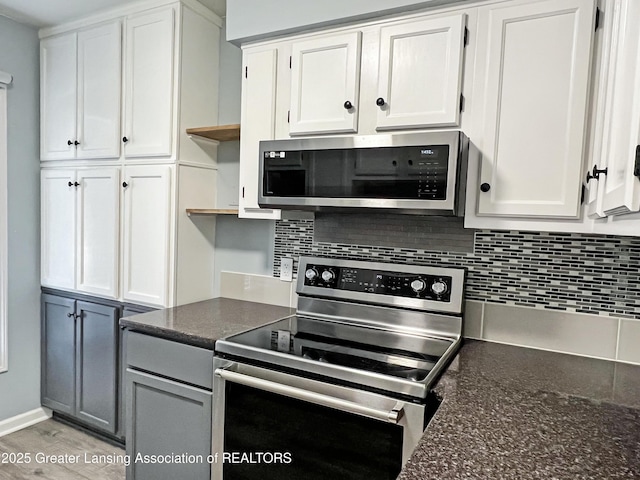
[212,358,428,480]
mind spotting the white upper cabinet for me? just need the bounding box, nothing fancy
[376,14,466,130]
[289,32,362,135]
[123,8,175,158]
[238,47,281,219]
[75,168,119,298]
[41,170,76,288]
[122,165,173,307]
[41,167,119,298]
[76,23,122,160]
[587,0,640,217]
[41,33,78,160]
[475,0,596,218]
[41,22,121,161]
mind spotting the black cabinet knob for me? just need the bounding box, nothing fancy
[68,181,73,187]
[74,140,80,146]
[376,97,386,107]
[343,101,353,110]
[67,140,73,146]
[67,312,74,318]
[122,136,129,143]
[74,182,80,187]
[480,183,491,192]
[122,182,129,188]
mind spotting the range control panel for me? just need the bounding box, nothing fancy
[303,264,452,302]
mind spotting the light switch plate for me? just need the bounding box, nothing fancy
[280,257,293,282]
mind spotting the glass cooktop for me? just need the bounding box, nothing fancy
[215,315,454,386]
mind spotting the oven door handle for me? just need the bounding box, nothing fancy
[215,368,404,424]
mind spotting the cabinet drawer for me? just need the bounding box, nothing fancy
[125,331,213,389]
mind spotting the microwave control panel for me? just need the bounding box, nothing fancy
[303,264,452,302]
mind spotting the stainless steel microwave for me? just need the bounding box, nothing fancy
[258,131,469,216]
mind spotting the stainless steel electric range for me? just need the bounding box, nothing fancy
[212,256,466,480]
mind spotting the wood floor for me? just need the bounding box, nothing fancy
[0,419,125,480]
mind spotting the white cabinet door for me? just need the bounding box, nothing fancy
[376,14,466,130]
[289,32,361,135]
[75,168,119,298]
[41,33,77,161]
[41,170,76,289]
[476,0,596,218]
[238,48,281,219]
[123,8,175,158]
[597,0,640,216]
[76,22,122,160]
[122,165,173,307]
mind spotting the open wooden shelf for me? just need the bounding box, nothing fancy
[186,208,239,217]
[185,124,240,142]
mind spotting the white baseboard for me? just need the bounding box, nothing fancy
[0,407,52,438]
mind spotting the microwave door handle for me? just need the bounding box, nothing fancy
[215,368,404,424]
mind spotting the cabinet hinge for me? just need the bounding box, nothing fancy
[287,110,290,123]
[595,8,602,30]
[464,27,469,46]
[459,94,465,112]
[289,56,292,69]
[245,66,248,78]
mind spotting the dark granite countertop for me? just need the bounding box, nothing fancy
[119,297,295,349]
[120,300,640,478]
[400,340,640,479]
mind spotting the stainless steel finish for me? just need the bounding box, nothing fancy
[211,357,427,480]
[297,256,466,315]
[215,367,405,424]
[258,131,469,216]
[296,297,462,340]
[212,256,466,479]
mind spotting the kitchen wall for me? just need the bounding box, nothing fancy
[0,15,42,421]
[274,218,640,320]
[212,24,275,297]
[269,216,640,363]
[226,0,461,44]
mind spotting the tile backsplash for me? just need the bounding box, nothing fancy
[273,218,640,320]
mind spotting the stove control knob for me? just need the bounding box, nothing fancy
[431,281,448,296]
[410,279,426,293]
[321,269,335,282]
[305,268,318,281]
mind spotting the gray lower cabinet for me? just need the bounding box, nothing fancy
[125,331,213,480]
[42,294,119,434]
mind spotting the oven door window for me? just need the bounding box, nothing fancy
[224,383,403,480]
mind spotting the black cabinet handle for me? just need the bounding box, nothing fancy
[376,97,386,107]
[67,312,76,319]
[343,101,353,110]
[122,182,129,188]
[74,140,80,146]
[480,183,491,192]
[74,182,80,187]
[586,165,608,183]
[68,181,73,187]
[67,140,73,146]
[122,136,129,143]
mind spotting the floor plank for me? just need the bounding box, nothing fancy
[0,419,125,480]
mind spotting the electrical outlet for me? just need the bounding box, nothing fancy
[280,257,293,282]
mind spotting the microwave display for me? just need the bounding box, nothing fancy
[263,145,450,200]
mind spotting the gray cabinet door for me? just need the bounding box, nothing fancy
[126,369,212,480]
[41,294,76,415]
[75,301,118,434]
